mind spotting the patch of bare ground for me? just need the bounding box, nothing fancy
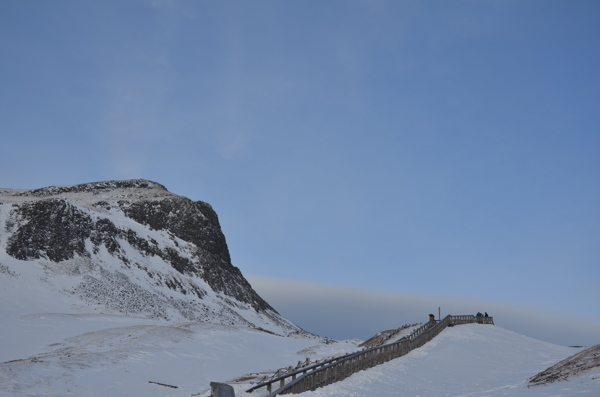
[528,344,600,387]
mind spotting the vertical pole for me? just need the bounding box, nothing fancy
[438,307,441,321]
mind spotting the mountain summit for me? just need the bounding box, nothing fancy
[0,179,303,336]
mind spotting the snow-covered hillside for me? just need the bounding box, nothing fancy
[290,324,600,397]
[0,180,308,337]
[2,315,598,396]
[0,312,357,396]
[528,343,600,387]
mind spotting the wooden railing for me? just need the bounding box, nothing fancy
[246,315,493,396]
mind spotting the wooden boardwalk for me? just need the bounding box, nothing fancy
[246,314,494,396]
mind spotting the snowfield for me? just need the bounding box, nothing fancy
[290,324,600,397]
[1,312,599,397]
[0,312,355,397]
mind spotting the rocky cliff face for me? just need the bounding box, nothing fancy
[0,180,303,336]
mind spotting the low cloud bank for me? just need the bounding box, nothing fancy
[248,275,600,347]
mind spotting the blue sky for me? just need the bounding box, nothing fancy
[1,1,599,343]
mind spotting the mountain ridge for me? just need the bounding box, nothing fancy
[0,179,169,198]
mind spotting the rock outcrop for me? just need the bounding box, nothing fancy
[528,344,600,386]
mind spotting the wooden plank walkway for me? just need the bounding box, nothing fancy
[246,314,494,396]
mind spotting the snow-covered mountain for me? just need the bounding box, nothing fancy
[0,179,306,337]
[2,180,599,397]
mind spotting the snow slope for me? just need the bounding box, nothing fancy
[291,324,600,397]
[2,313,599,397]
[0,312,358,397]
[528,344,600,387]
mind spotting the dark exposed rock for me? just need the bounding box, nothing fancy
[90,218,121,255]
[15,179,168,198]
[7,199,92,262]
[121,197,230,262]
